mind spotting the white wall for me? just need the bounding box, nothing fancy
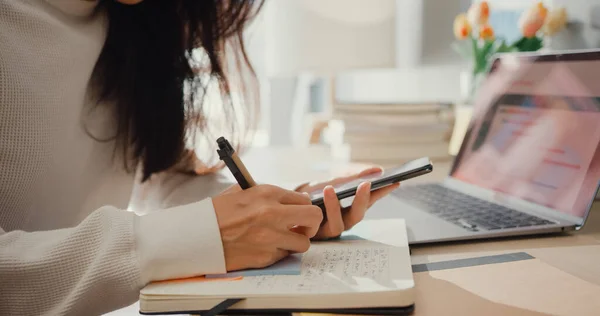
[240,3,272,146]
[420,0,469,65]
[264,0,397,76]
[247,0,400,145]
[395,0,470,67]
[336,0,467,105]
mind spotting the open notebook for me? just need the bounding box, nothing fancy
[139,219,415,315]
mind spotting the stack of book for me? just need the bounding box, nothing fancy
[329,103,455,167]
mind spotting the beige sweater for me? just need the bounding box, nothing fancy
[0,1,235,315]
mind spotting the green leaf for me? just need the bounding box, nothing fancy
[496,39,517,53]
[471,40,495,74]
[470,37,484,74]
[512,36,544,52]
[511,37,527,48]
[470,37,479,57]
[480,40,495,59]
[451,40,473,59]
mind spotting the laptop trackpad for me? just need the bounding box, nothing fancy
[365,196,469,242]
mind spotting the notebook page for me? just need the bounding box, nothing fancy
[142,220,413,297]
[142,242,412,297]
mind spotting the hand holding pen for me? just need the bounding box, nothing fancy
[211,137,323,271]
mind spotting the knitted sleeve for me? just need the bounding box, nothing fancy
[129,168,235,213]
[0,199,226,316]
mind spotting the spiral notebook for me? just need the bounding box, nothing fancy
[138,219,415,315]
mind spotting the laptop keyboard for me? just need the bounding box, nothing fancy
[393,184,556,232]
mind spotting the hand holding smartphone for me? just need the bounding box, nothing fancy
[309,157,433,223]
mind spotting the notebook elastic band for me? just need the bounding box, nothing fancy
[202,298,245,316]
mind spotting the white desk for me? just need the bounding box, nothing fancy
[107,146,600,316]
[234,145,453,187]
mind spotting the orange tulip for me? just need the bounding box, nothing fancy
[467,1,490,26]
[453,14,472,39]
[479,24,495,41]
[519,1,548,38]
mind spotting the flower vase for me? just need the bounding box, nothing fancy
[460,67,487,105]
[470,69,487,102]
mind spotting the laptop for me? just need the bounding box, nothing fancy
[370,49,600,245]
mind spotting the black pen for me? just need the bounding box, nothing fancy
[217,136,329,226]
[216,137,256,189]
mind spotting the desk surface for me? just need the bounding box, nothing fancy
[107,146,600,316]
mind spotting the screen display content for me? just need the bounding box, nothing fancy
[452,56,600,218]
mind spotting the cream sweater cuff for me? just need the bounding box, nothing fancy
[134,198,226,285]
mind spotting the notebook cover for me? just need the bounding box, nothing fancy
[139,304,415,315]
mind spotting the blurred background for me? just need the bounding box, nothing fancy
[218,0,600,167]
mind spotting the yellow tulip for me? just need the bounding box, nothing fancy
[479,24,495,41]
[453,14,472,39]
[537,1,549,20]
[543,7,568,36]
[467,1,490,26]
[519,1,548,38]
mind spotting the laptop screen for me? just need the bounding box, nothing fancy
[450,52,600,219]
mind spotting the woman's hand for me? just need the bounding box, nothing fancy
[295,167,400,240]
[212,184,323,272]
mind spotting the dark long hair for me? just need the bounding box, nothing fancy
[91,0,263,181]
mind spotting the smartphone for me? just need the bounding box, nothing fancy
[310,157,433,222]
